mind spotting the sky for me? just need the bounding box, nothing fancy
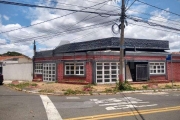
[0,0,180,57]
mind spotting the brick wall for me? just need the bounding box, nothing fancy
[57,62,64,82]
[56,61,92,84]
[150,75,166,80]
[86,61,92,83]
[167,62,180,81]
[33,74,43,81]
[34,54,178,83]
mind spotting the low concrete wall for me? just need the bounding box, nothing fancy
[3,63,33,81]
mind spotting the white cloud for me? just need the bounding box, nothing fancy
[3,15,9,20]
[0,43,33,57]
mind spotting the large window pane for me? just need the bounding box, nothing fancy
[150,62,165,74]
[65,62,84,75]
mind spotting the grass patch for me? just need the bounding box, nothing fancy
[165,84,172,89]
[142,85,148,90]
[39,89,54,93]
[31,83,38,87]
[105,88,113,93]
[64,89,76,95]
[8,82,31,90]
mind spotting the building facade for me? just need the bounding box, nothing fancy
[33,37,180,84]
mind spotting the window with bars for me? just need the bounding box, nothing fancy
[43,63,56,81]
[65,62,84,75]
[35,63,42,74]
[149,62,165,74]
[96,62,119,84]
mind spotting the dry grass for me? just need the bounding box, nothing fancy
[36,82,85,92]
[131,82,180,89]
[36,83,116,92]
[16,81,180,93]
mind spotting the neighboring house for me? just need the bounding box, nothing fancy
[0,55,33,81]
[0,55,32,64]
[33,37,180,84]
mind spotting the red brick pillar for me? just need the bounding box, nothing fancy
[57,62,64,83]
[86,62,92,84]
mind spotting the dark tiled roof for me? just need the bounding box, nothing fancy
[35,37,169,57]
[54,37,169,54]
[35,50,53,57]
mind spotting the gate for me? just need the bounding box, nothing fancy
[136,64,148,81]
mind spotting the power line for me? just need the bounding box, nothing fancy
[127,16,180,32]
[52,1,108,49]
[127,9,180,24]
[0,19,117,45]
[0,0,119,16]
[0,0,113,35]
[126,0,137,11]
[125,0,129,7]
[127,15,180,27]
[136,0,180,17]
[128,21,180,35]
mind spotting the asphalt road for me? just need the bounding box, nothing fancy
[1,85,180,120]
[0,85,47,120]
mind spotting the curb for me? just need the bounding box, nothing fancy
[5,85,180,96]
[21,88,180,96]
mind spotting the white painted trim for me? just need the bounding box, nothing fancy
[149,62,165,74]
[40,95,62,120]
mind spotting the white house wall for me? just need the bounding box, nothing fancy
[3,63,33,81]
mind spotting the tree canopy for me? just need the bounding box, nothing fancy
[0,51,23,56]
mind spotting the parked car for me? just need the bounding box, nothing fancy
[0,73,3,85]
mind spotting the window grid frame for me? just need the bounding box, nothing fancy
[65,62,85,76]
[43,63,56,82]
[96,62,119,84]
[149,62,165,74]
[35,63,43,74]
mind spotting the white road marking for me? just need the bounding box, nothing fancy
[90,97,158,111]
[40,95,62,120]
[66,97,80,99]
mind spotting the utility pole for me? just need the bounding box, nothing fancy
[33,40,36,80]
[119,0,125,83]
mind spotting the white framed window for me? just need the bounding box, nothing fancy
[43,63,56,81]
[35,63,42,74]
[149,62,165,74]
[96,62,119,84]
[65,62,84,75]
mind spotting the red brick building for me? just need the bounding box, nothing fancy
[33,37,180,84]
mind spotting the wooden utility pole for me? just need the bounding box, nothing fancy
[119,0,125,83]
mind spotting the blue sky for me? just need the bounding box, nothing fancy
[0,0,180,57]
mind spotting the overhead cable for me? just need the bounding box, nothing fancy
[0,0,113,35]
[0,0,119,16]
[136,0,180,17]
[127,16,180,32]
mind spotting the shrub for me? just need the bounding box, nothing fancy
[64,89,76,95]
[165,84,172,89]
[142,85,148,90]
[118,81,135,91]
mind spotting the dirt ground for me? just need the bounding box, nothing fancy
[31,82,180,92]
